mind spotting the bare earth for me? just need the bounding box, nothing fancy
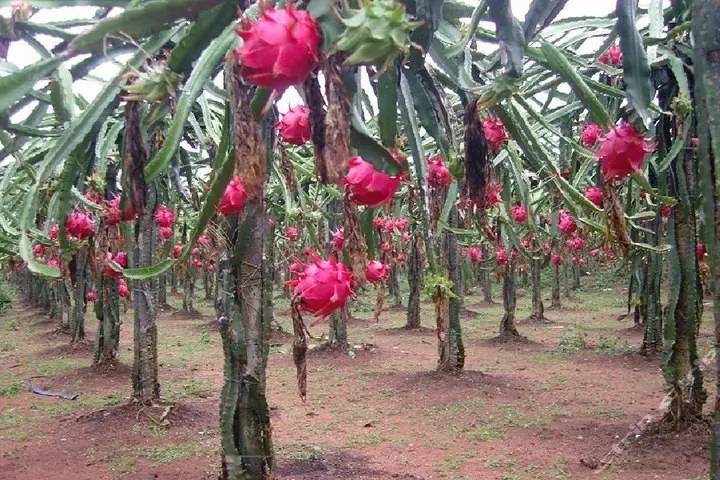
[0,282,713,480]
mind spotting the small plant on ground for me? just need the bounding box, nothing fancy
[344,433,385,447]
[0,380,22,397]
[594,335,635,355]
[165,379,212,401]
[0,339,16,352]
[3,318,18,331]
[276,442,324,461]
[556,326,587,353]
[0,282,11,313]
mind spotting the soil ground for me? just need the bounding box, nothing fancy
[0,275,713,480]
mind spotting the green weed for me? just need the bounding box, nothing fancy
[277,442,324,461]
[164,379,212,401]
[199,329,212,345]
[0,380,23,397]
[33,401,83,416]
[3,318,18,331]
[26,358,84,375]
[557,327,587,353]
[0,339,17,352]
[426,398,484,418]
[443,451,472,471]
[344,433,385,447]
[466,424,505,441]
[594,335,635,355]
[591,406,624,418]
[498,405,556,428]
[0,409,36,435]
[142,444,193,464]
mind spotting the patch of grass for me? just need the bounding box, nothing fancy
[482,459,532,480]
[534,462,571,479]
[528,351,564,364]
[539,377,566,391]
[131,421,171,438]
[556,327,587,353]
[26,358,84,375]
[181,379,212,397]
[462,404,557,444]
[33,401,84,416]
[33,389,127,417]
[110,452,137,477]
[524,465,539,475]
[142,444,194,464]
[277,442,324,461]
[269,344,290,355]
[484,458,516,469]
[350,296,376,314]
[4,429,41,441]
[161,332,218,364]
[199,330,212,345]
[0,409,37,439]
[346,392,368,404]
[432,439,453,450]
[500,472,521,480]
[498,404,556,428]
[2,317,18,331]
[328,404,358,422]
[161,356,188,368]
[465,424,505,441]
[444,453,470,470]
[0,379,23,397]
[380,387,396,397]
[84,445,139,477]
[440,451,474,477]
[594,335,635,356]
[344,433,385,447]
[426,398,484,419]
[304,421,334,436]
[0,286,11,313]
[0,339,17,352]
[164,379,212,401]
[95,390,126,407]
[591,406,624,418]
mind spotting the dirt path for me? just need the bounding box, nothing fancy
[0,285,712,479]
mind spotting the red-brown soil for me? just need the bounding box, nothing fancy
[0,284,713,479]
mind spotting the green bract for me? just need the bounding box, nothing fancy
[423,273,457,301]
[336,0,421,71]
[123,64,182,124]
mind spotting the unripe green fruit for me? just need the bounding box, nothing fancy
[337,0,421,72]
